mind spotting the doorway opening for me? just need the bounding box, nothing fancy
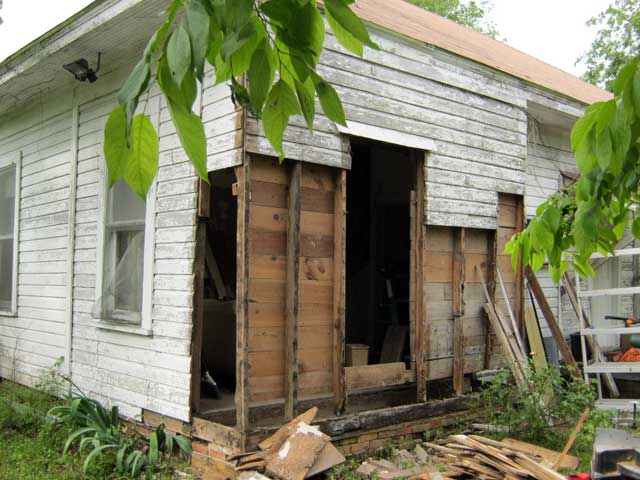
[199,167,237,415]
[345,140,417,367]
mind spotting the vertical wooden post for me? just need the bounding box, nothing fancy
[190,178,210,417]
[235,158,251,445]
[409,191,417,368]
[284,162,301,421]
[415,155,427,403]
[484,230,498,369]
[514,196,525,333]
[452,227,465,395]
[333,169,347,415]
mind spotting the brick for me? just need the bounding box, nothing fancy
[192,440,209,455]
[368,439,387,450]
[398,426,413,436]
[358,432,378,442]
[351,442,371,454]
[337,437,358,446]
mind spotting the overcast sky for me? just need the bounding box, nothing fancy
[0,0,611,77]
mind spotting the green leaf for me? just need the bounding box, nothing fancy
[614,62,636,96]
[571,106,597,153]
[248,39,275,116]
[594,128,612,170]
[118,60,151,108]
[295,77,316,130]
[574,130,596,173]
[531,219,554,253]
[167,100,208,181]
[167,25,192,85]
[104,106,130,186]
[144,0,182,61]
[262,79,301,158]
[124,114,159,199]
[326,4,363,57]
[83,445,116,474]
[186,0,210,79]
[174,435,192,456]
[220,19,256,61]
[632,69,640,116]
[542,206,561,233]
[325,0,378,50]
[573,200,599,252]
[149,432,159,466]
[284,2,325,66]
[632,217,640,239]
[312,75,346,125]
[260,0,295,25]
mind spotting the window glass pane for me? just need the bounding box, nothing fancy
[0,165,15,309]
[0,166,15,237]
[112,229,145,314]
[109,179,145,224]
[0,238,13,309]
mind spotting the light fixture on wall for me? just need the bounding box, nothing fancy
[63,53,101,83]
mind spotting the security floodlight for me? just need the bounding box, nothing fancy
[63,53,101,83]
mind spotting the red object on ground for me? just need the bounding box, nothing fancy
[567,473,590,480]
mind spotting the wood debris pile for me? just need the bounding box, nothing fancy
[232,407,345,480]
[421,435,579,480]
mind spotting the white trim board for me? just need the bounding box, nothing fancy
[0,151,21,317]
[336,121,436,152]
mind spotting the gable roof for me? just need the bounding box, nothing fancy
[352,0,611,105]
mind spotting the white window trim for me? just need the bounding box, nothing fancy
[94,165,156,336]
[0,152,21,317]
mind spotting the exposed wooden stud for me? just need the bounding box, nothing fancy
[452,227,465,395]
[514,196,525,334]
[524,266,579,375]
[483,230,498,369]
[236,157,251,445]
[333,169,347,415]
[415,155,427,402]
[190,222,207,416]
[409,190,417,369]
[190,178,210,417]
[284,162,302,421]
[198,178,211,218]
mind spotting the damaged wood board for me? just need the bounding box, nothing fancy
[421,434,571,480]
[266,422,329,480]
[501,438,579,470]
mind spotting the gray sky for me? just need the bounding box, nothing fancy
[0,0,611,77]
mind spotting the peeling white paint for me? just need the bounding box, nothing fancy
[278,440,291,460]
[296,422,323,436]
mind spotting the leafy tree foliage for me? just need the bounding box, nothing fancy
[507,57,640,281]
[405,0,499,38]
[579,0,640,91]
[104,0,377,198]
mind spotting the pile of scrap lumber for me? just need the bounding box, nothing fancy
[233,407,345,480]
[422,434,579,480]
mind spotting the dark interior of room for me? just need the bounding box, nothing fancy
[345,140,415,366]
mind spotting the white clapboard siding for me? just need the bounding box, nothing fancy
[199,73,244,172]
[68,88,195,422]
[0,97,72,388]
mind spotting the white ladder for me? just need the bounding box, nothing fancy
[576,247,640,407]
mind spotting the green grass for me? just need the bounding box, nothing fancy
[0,381,191,480]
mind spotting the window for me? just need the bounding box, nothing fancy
[0,154,20,315]
[94,175,155,331]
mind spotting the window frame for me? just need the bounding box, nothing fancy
[0,152,21,317]
[95,163,156,335]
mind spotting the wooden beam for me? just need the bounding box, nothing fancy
[190,178,210,417]
[345,363,409,391]
[284,162,302,421]
[414,155,427,402]
[484,230,497,369]
[235,158,251,445]
[452,227,465,395]
[524,266,579,375]
[190,223,206,416]
[514,196,525,334]
[333,169,347,415]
